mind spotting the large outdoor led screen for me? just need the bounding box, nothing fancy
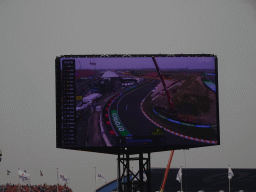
[56,54,219,154]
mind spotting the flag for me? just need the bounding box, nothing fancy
[228,166,234,179]
[96,171,106,182]
[18,168,30,184]
[40,170,43,176]
[58,171,68,185]
[7,170,11,176]
[176,167,182,183]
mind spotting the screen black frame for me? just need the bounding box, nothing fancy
[56,54,220,155]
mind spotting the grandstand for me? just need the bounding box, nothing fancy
[0,183,72,192]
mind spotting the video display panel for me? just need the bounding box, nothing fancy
[56,54,219,154]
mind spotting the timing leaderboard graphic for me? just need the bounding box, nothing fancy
[56,54,220,154]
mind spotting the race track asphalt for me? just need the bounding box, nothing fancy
[112,80,208,146]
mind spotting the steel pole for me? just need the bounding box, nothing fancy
[57,168,58,192]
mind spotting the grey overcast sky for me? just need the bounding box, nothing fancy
[1,0,256,192]
[60,57,215,70]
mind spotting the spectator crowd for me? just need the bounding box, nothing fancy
[0,183,72,192]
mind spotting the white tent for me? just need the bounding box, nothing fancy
[101,71,119,78]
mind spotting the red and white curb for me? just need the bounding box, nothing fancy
[140,98,217,144]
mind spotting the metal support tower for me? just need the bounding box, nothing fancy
[117,152,151,192]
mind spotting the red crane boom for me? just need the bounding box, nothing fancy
[152,57,175,110]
